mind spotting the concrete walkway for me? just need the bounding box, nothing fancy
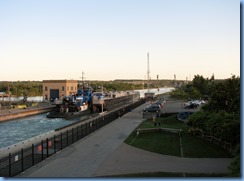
[17,102,232,177]
[94,143,231,176]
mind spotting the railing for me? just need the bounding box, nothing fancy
[136,127,182,135]
[0,99,145,177]
[195,134,233,153]
[136,127,232,153]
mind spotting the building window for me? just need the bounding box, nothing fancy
[45,95,48,100]
[67,86,69,91]
[62,86,65,91]
[45,87,48,91]
[71,86,73,91]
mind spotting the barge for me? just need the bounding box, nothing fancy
[92,91,140,112]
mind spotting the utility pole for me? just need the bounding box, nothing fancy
[147,53,150,92]
[79,71,85,89]
[81,71,85,82]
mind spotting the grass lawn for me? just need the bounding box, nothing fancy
[128,132,181,156]
[140,114,188,131]
[124,114,232,158]
[182,135,232,158]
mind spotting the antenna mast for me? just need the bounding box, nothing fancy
[147,53,150,92]
[79,71,85,89]
[81,71,85,82]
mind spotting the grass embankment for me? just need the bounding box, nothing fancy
[122,114,232,177]
[124,114,232,158]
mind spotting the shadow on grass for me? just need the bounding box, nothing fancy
[124,114,232,158]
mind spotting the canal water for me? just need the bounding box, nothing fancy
[0,114,80,149]
[0,87,174,149]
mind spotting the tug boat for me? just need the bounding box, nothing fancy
[46,87,92,119]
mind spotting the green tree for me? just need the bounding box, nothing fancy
[192,75,208,95]
[203,76,240,113]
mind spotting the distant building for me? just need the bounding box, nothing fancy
[42,80,78,101]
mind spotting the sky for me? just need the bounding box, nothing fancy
[0,0,240,81]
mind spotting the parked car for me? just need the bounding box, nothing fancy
[153,100,165,108]
[192,100,205,106]
[177,112,194,121]
[184,101,193,107]
[184,103,198,109]
[143,104,161,113]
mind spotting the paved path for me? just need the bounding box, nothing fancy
[94,143,231,176]
[17,101,232,177]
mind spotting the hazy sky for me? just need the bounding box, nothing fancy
[0,0,240,81]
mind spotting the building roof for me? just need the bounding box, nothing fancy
[43,80,78,83]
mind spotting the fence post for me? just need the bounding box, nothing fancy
[46,138,49,158]
[99,118,101,128]
[72,128,74,143]
[60,132,63,150]
[66,130,69,147]
[21,148,24,173]
[54,135,56,154]
[81,124,84,137]
[102,116,105,126]
[32,144,34,166]
[95,119,98,130]
[89,122,93,132]
[41,140,44,161]
[77,126,79,140]
[8,153,11,177]
[86,122,88,135]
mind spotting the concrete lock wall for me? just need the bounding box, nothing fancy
[0,107,54,122]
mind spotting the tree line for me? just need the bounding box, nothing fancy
[0,78,187,98]
[0,81,42,97]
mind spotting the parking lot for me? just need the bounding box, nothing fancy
[162,99,200,113]
[144,97,201,114]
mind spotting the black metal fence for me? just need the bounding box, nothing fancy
[0,99,145,177]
